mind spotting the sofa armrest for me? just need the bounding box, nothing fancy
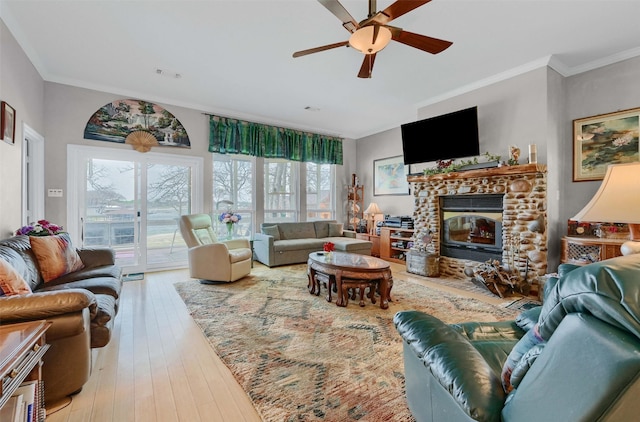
[77,247,116,268]
[188,242,232,263]
[220,238,250,250]
[253,233,275,266]
[0,289,97,323]
[343,230,356,239]
[394,310,506,421]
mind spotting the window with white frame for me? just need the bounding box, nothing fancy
[306,162,335,221]
[214,155,337,230]
[264,158,298,223]
[212,153,255,237]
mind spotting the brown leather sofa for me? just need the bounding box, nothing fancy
[0,235,122,405]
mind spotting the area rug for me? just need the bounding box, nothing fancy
[173,264,519,422]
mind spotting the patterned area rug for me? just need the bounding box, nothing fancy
[174,264,519,422]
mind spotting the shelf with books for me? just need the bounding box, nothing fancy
[380,227,415,264]
[0,321,51,421]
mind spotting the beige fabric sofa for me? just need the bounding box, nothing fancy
[254,220,372,267]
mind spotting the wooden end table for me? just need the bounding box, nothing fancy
[0,320,52,416]
[307,251,393,309]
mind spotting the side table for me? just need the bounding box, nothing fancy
[0,320,52,420]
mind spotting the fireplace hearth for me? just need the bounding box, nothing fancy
[408,164,548,281]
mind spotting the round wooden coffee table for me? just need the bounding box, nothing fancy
[307,251,393,309]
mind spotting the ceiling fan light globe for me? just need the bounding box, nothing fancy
[349,26,392,54]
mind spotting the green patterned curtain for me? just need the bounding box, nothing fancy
[208,115,343,165]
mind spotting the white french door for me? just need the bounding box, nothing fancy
[67,145,203,273]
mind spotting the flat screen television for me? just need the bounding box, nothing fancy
[401,106,479,165]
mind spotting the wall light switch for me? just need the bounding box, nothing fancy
[48,188,63,197]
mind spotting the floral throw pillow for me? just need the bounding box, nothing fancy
[0,258,32,296]
[29,233,85,283]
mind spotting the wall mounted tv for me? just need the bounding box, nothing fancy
[401,106,479,165]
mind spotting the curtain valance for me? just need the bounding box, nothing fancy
[208,115,343,165]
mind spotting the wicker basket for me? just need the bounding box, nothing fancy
[407,249,440,277]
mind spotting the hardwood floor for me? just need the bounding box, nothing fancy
[46,262,508,422]
[47,268,262,422]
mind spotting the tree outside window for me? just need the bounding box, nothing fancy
[213,154,254,237]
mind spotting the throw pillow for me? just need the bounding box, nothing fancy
[328,223,343,237]
[0,258,32,296]
[514,306,542,332]
[262,225,280,241]
[501,323,545,393]
[29,233,85,283]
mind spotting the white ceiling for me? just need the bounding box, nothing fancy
[3,0,640,139]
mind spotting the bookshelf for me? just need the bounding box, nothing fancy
[380,227,415,264]
[347,185,364,231]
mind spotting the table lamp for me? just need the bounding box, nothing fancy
[364,203,383,235]
[571,162,640,255]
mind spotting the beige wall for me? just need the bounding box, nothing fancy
[0,19,45,237]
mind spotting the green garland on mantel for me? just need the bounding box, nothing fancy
[422,152,504,175]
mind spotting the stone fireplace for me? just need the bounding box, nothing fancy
[408,164,548,281]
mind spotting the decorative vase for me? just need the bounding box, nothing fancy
[226,222,233,239]
[325,251,333,261]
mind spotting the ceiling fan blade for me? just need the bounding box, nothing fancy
[317,0,359,33]
[392,29,452,54]
[357,54,376,79]
[372,24,380,44]
[293,41,349,58]
[369,0,431,25]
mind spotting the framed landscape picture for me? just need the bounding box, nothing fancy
[573,107,640,181]
[373,155,409,196]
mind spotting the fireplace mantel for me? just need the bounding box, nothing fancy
[408,163,548,281]
[408,163,547,183]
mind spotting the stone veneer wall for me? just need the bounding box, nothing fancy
[408,164,548,281]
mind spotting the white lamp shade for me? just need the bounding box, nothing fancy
[364,203,382,215]
[571,162,640,224]
[349,26,392,54]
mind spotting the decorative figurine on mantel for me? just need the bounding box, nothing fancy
[508,145,521,166]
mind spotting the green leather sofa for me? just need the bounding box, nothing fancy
[394,253,640,422]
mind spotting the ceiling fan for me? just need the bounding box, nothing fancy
[293,0,452,78]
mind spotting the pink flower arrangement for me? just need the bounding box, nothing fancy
[218,212,242,225]
[15,219,63,236]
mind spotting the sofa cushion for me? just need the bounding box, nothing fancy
[0,258,32,296]
[500,324,545,393]
[0,237,42,289]
[46,265,122,285]
[274,238,326,252]
[324,237,372,253]
[262,225,281,240]
[278,222,316,240]
[29,234,85,282]
[514,306,541,332]
[314,221,331,238]
[328,223,344,237]
[38,276,122,299]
